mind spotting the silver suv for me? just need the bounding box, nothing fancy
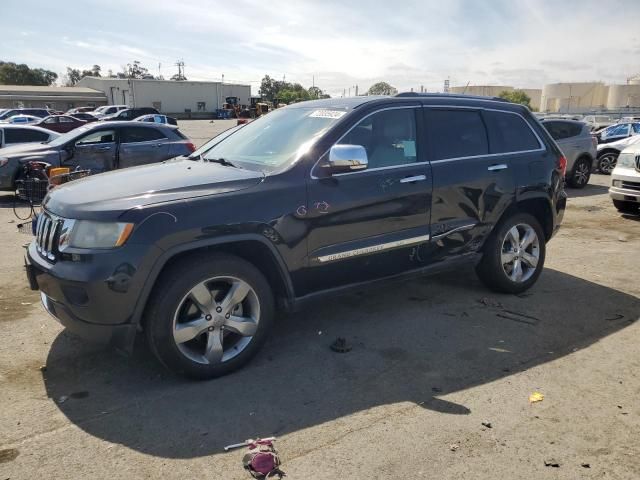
[610,143,640,214]
[541,119,596,188]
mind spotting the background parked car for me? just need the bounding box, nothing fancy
[0,124,59,149]
[541,119,596,188]
[37,115,87,133]
[594,122,640,144]
[101,107,160,121]
[0,122,195,190]
[135,114,178,125]
[582,115,614,131]
[609,142,640,213]
[92,105,128,118]
[0,108,53,120]
[595,135,640,174]
[66,107,96,115]
[70,112,98,123]
[3,114,42,125]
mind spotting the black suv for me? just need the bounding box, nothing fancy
[101,107,160,121]
[26,94,567,379]
[0,108,53,120]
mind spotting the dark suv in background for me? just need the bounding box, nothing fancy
[0,108,53,120]
[101,107,160,121]
[26,94,567,379]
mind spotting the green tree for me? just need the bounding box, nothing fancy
[308,86,323,99]
[367,81,397,96]
[124,61,152,79]
[81,65,101,77]
[498,89,531,108]
[65,67,82,86]
[0,61,57,85]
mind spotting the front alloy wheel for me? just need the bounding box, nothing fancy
[173,277,260,365]
[145,253,274,379]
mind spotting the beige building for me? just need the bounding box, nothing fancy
[540,81,640,112]
[449,85,541,110]
[77,77,250,117]
[0,85,107,110]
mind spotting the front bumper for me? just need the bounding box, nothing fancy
[25,241,160,352]
[609,187,640,202]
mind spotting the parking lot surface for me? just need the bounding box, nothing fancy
[0,120,638,479]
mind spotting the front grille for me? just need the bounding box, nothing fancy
[621,181,640,192]
[636,155,640,172]
[35,213,60,261]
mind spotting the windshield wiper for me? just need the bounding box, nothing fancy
[206,157,240,168]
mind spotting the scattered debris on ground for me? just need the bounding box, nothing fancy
[581,463,591,468]
[225,438,284,479]
[544,459,560,468]
[330,337,352,353]
[449,444,459,452]
[481,421,492,429]
[529,392,544,403]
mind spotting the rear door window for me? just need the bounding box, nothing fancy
[483,110,540,153]
[121,127,166,143]
[425,109,488,160]
[76,130,116,145]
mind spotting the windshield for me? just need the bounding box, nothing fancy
[47,125,94,147]
[190,125,244,158]
[202,106,346,171]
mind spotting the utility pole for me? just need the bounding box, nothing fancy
[174,59,185,80]
[355,84,358,96]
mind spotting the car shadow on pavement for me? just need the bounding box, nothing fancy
[566,183,609,198]
[41,267,639,458]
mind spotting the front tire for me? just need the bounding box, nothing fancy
[567,157,591,188]
[613,199,639,214]
[145,253,274,380]
[476,213,546,294]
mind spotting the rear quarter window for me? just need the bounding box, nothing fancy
[543,121,583,140]
[4,128,49,143]
[484,110,541,153]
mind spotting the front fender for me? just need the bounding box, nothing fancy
[130,233,295,327]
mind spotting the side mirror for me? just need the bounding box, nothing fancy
[326,144,368,174]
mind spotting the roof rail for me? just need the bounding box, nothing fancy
[395,92,508,102]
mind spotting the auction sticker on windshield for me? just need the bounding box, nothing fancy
[309,110,347,119]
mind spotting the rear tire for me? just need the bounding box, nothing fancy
[476,213,546,294]
[567,157,591,188]
[597,152,618,174]
[145,253,274,380]
[613,199,639,214]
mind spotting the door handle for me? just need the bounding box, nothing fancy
[487,164,508,171]
[97,146,111,151]
[400,175,427,183]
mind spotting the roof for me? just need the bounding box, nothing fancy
[0,85,105,94]
[78,76,250,88]
[286,92,519,112]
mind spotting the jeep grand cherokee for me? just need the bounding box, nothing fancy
[26,94,567,379]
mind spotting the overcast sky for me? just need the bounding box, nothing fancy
[3,0,640,96]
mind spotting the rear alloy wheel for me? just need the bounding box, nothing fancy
[613,199,639,214]
[568,157,591,188]
[598,152,618,174]
[476,213,546,294]
[145,254,274,379]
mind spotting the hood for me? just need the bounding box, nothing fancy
[597,135,640,152]
[0,142,56,157]
[44,159,264,219]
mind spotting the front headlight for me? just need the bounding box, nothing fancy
[0,157,9,168]
[58,220,134,250]
[616,152,635,168]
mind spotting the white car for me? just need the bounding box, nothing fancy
[596,135,640,174]
[92,105,128,118]
[609,143,640,214]
[3,114,41,125]
[582,115,614,131]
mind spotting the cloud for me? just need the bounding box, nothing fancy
[2,0,640,95]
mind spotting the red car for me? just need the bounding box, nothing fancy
[37,115,87,133]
